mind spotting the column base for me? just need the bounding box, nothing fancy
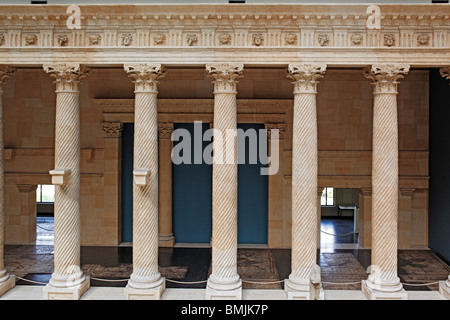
[43,276,90,300]
[362,280,408,300]
[0,274,15,297]
[439,281,450,299]
[124,279,165,300]
[158,234,175,247]
[206,277,242,300]
[284,278,324,300]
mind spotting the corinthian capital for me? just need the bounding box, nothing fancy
[440,67,450,82]
[0,65,16,92]
[206,63,244,93]
[158,122,174,139]
[287,64,327,94]
[43,63,89,92]
[124,64,166,93]
[363,64,410,94]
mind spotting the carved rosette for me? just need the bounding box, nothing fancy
[43,64,90,92]
[0,65,16,95]
[102,122,123,138]
[124,64,166,93]
[440,67,450,82]
[158,122,174,139]
[265,123,286,139]
[287,64,327,94]
[206,63,244,93]
[363,64,410,94]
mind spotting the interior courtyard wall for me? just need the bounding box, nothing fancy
[1,67,429,248]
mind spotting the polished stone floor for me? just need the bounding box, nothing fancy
[4,217,449,292]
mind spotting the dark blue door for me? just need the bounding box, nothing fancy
[121,123,134,243]
[172,123,213,243]
[237,123,268,244]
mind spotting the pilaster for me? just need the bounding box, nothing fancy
[265,123,285,248]
[158,122,175,247]
[0,65,15,297]
[101,122,123,245]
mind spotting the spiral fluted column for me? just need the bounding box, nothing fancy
[439,66,450,300]
[42,63,90,300]
[362,64,409,300]
[123,64,166,300]
[285,64,326,300]
[0,65,15,298]
[206,63,243,300]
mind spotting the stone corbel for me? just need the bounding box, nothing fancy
[133,169,151,186]
[49,169,71,185]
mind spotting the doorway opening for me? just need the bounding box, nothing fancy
[36,184,54,245]
[320,187,359,250]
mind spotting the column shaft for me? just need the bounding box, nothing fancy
[362,64,409,300]
[206,63,243,300]
[43,63,90,300]
[285,64,326,300]
[0,65,15,297]
[124,64,166,300]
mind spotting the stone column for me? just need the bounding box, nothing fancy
[158,122,175,247]
[205,63,243,300]
[123,64,166,300]
[285,64,326,300]
[362,64,409,300]
[43,63,90,300]
[439,66,450,300]
[0,65,15,297]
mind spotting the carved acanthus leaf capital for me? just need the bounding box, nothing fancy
[287,64,327,93]
[124,64,166,93]
[158,122,174,139]
[43,63,89,92]
[265,122,286,139]
[363,64,410,94]
[0,65,16,92]
[206,63,244,93]
[102,122,123,138]
[440,67,450,82]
